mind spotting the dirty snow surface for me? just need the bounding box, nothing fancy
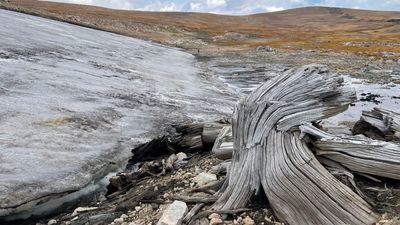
[0,9,234,216]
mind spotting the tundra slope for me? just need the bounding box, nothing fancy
[0,9,235,217]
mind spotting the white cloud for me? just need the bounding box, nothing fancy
[188,0,227,12]
[137,1,180,11]
[265,6,285,12]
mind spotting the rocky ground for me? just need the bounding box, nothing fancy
[13,122,400,225]
[1,2,400,225]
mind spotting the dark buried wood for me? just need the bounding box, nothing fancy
[213,65,378,225]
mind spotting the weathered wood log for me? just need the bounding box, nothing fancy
[360,107,400,141]
[211,126,233,159]
[202,123,226,145]
[213,64,378,225]
[300,122,400,180]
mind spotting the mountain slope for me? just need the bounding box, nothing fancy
[1,1,400,55]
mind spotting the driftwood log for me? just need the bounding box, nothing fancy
[300,123,400,180]
[360,107,400,141]
[212,126,233,160]
[213,65,378,225]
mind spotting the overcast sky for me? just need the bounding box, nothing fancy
[48,0,400,14]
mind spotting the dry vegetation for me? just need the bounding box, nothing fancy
[1,0,400,57]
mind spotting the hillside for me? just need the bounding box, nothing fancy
[1,0,400,57]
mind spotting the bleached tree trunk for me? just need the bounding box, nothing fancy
[213,65,378,225]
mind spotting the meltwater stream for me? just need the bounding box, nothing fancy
[0,9,235,217]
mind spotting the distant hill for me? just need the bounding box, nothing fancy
[1,0,400,57]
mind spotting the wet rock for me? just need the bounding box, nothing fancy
[157,200,188,225]
[193,172,218,186]
[71,206,98,217]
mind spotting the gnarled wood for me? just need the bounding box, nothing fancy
[212,126,233,160]
[213,64,378,225]
[361,107,400,141]
[300,122,400,180]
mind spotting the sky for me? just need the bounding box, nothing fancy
[48,0,400,14]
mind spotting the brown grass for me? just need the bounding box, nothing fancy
[2,0,400,57]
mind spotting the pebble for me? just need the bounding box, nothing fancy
[121,214,128,220]
[209,217,223,225]
[192,172,217,186]
[47,219,57,225]
[114,218,124,224]
[243,216,255,225]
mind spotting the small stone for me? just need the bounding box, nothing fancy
[176,152,187,161]
[71,217,79,221]
[135,206,141,211]
[209,217,223,225]
[47,219,57,225]
[114,218,124,224]
[121,214,128,220]
[208,213,221,220]
[243,216,255,225]
[163,193,170,199]
[157,200,188,225]
[193,172,217,186]
[121,223,129,225]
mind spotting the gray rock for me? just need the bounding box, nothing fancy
[47,219,57,225]
[192,172,218,186]
[157,200,188,225]
[173,152,188,169]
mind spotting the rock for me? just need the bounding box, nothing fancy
[193,172,217,186]
[48,219,57,225]
[208,215,223,225]
[157,200,188,225]
[166,154,178,171]
[243,216,255,225]
[174,152,188,169]
[176,152,188,161]
[208,213,221,219]
[209,161,230,175]
[209,217,223,225]
[114,218,124,224]
[71,206,98,217]
[121,214,128,220]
